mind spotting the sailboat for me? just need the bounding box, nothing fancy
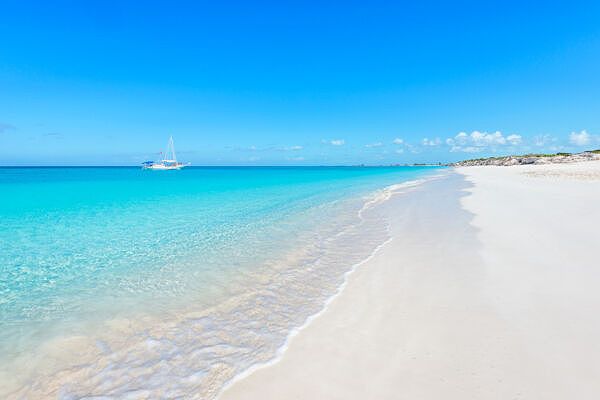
[142,136,190,170]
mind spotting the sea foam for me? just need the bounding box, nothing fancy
[0,166,443,398]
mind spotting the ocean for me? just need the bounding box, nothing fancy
[0,166,442,398]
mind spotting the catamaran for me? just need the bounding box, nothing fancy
[142,136,190,170]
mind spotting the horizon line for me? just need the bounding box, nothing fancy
[0,163,444,168]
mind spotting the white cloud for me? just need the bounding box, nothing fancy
[450,145,480,153]
[506,134,522,145]
[330,139,345,146]
[392,138,404,145]
[422,137,441,146]
[401,143,420,153]
[569,130,591,146]
[445,130,521,152]
[447,132,468,146]
[472,131,505,145]
[533,134,556,147]
[287,156,305,161]
[365,142,383,148]
[395,148,404,154]
[283,145,303,151]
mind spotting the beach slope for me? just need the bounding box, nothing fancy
[221,161,600,399]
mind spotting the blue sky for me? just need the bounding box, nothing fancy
[1,0,600,165]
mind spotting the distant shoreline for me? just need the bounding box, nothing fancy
[450,149,600,166]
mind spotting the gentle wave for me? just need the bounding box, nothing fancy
[218,175,439,399]
[0,167,443,399]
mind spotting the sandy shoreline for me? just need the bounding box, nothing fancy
[221,161,600,399]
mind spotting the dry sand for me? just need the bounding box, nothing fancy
[221,161,600,400]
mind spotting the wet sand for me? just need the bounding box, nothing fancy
[221,162,600,399]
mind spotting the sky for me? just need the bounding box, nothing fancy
[1,0,600,166]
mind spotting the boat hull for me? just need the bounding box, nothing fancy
[142,164,186,170]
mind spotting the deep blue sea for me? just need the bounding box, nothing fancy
[0,166,442,398]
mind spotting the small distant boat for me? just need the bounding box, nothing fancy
[142,136,190,170]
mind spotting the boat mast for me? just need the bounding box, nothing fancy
[164,135,177,162]
[169,136,177,163]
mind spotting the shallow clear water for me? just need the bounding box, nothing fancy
[0,166,442,398]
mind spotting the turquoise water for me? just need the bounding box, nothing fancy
[0,166,441,398]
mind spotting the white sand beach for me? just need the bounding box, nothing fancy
[221,161,600,399]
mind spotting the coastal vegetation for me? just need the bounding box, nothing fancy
[451,150,600,166]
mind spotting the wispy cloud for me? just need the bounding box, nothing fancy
[284,145,303,151]
[450,146,480,153]
[326,139,345,146]
[569,130,597,146]
[43,132,63,139]
[365,142,383,148]
[393,137,416,154]
[533,134,556,147]
[421,137,441,146]
[406,143,420,154]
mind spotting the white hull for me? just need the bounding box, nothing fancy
[142,163,187,170]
